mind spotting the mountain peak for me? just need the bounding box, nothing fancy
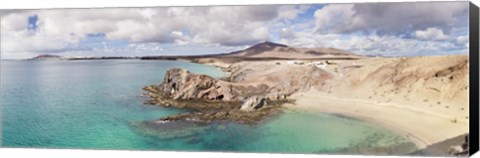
[36,54,61,58]
[224,41,357,58]
[28,54,64,60]
[237,41,289,56]
[250,41,288,48]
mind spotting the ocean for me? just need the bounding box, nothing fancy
[0,60,417,155]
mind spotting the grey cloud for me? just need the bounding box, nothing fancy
[1,5,300,54]
[315,2,469,36]
[238,5,280,21]
[0,9,32,17]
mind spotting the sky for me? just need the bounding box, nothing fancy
[0,1,470,59]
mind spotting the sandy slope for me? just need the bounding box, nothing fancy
[198,54,469,149]
[283,55,470,148]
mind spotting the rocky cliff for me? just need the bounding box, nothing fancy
[158,68,236,101]
[143,68,293,124]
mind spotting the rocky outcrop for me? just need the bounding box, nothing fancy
[158,68,238,101]
[448,135,469,156]
[155,68,278,102]
[240,96,268,111]
[143,68,293,124]
[155,101,287,124]
[410,134,469,156]
[143,87,292,124]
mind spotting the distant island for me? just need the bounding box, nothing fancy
[27,54,140,60]
[27,41,362,62]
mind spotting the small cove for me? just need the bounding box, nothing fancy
[1,60,417,154]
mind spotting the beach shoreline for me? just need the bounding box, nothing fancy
[139,42,469,156]
[286,90,468,149]
[187,55,469,152]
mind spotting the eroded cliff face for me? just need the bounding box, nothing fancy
[155,68,294,102]
[158,68,239,101]
[143,68,294,124]
[323,55,469,111]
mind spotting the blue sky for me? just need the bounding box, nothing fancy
[0,2,470,59]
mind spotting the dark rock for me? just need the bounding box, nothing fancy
[410,134,469,156]
[240,96,268,111]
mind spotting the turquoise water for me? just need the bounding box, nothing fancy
[1,60,417,154]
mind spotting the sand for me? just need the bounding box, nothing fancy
[285,55,469,149]
[198,54,470,150]
[288,90,468,149]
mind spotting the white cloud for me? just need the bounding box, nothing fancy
[0,3,470,58]
[455,35,469,46]
[279,28,295,39]
[1,13,31,31]
[280,30,467,56]
[126,43,164,52]
[414,27,449,41]
[277,5,310,20]
[1,29,80,53]
[1,5,307,55]
[279,31,339,48]
[298,2,469,56]
[313,2,468,35]
[314,4,355,34]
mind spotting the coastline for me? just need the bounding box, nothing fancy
[51,54,465,152]
[8,56,468,155]
[183,55,469,153]
[287,90,468,149]
[22,56,465,152]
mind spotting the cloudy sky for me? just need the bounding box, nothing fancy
[0,1,470,59]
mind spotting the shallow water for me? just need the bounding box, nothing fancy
[1,60,417,154]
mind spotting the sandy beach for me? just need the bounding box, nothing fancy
[150,42,469,154]
[2,2,473,156]
[288,90,468,148]
[198,53,470,149]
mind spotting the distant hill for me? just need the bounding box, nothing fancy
[223,41,359,59]
[28,54,65,60]
[27,42,360,61]
[144,41,360,61]
[27,55,139,60]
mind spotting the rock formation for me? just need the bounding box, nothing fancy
[144,55,337,124]
[143,68,292,124]
[155,68,280,102]
[158,68,238,101]
[240,96,268,111]
[448,135,469,156]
